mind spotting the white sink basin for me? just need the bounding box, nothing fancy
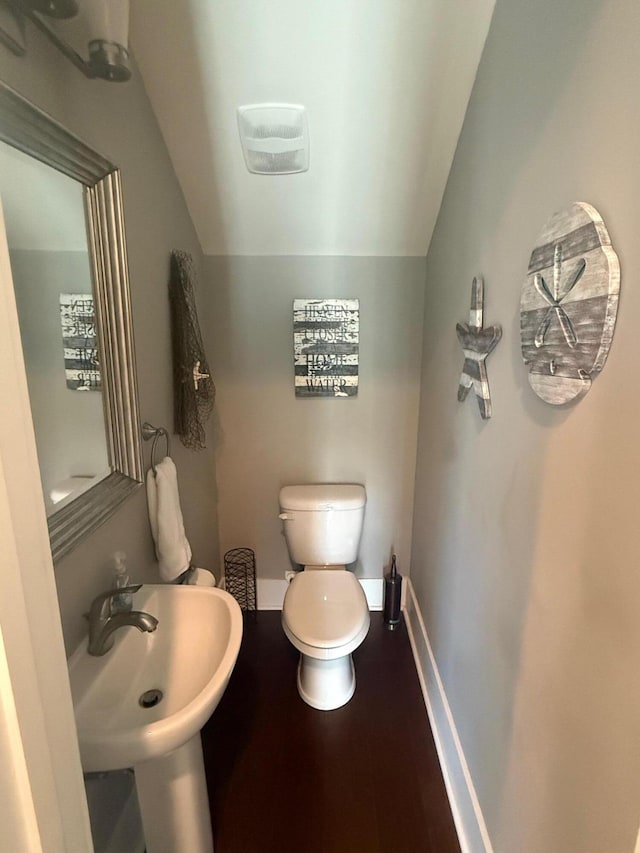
[68,584,243,773]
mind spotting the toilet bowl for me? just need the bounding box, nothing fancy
[282,569,370,710]
[278,484,369,710]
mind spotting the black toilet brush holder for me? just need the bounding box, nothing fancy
[383,554,402,631]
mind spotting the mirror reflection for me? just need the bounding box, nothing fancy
[0,141,110,514]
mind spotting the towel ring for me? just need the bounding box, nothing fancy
[142,422,171,474]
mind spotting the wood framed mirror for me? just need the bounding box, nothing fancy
[0,81,143,561]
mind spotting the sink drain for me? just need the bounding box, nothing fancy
[139,689,163,709]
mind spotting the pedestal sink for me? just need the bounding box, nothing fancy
[68,584,243,853]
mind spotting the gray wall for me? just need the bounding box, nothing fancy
[203,256,425,581]
[11,250,108,508]
[0,35,219,655]
[411,0,640,851]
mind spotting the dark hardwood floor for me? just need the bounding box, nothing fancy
[202,611,460,853]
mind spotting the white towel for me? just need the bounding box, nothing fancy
[186,567,216,587]
[146,456,192,582]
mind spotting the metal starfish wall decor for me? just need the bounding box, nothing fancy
[456,276,502,420]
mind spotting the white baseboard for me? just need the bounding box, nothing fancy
[256,578,288,610]
[404,579,493,853]
[255,577,386,611]
[359,578,384,610]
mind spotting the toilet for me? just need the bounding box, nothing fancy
[279,484,370,710]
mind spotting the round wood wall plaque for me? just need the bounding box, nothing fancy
[520,202,620,404]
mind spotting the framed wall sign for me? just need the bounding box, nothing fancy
[59,293,101,391]
[293,298,359,397]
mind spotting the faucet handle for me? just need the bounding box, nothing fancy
[110,583,142,596]
[89,584,143,620]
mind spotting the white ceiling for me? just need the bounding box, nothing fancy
[131,0,495,256]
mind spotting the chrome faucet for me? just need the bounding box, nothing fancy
[87,584,159,656]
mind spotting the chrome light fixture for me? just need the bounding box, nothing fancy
[6,0,131,81]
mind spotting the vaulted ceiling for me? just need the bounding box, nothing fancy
[131,0,495,256]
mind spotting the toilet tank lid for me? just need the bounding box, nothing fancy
[279,484,366,511]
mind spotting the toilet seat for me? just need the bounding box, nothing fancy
[282,571,369,661]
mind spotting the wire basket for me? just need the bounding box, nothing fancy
[224,548,257,611]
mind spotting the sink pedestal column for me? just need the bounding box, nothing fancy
[134,733,213,853]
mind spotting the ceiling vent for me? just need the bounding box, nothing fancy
[237,104,309,175]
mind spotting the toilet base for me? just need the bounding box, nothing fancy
[297,653,356,710]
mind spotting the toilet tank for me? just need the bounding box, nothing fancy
[279,484,366,566]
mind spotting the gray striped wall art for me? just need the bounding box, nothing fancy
[456,276,502,420]
[59,293,101,391]
[520,202,620,405]
[293,298,359,398]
